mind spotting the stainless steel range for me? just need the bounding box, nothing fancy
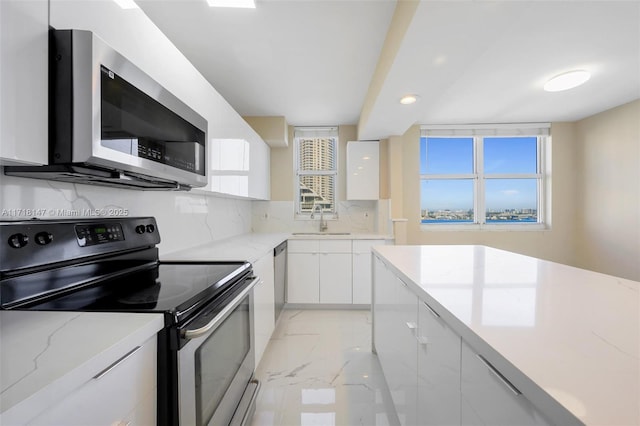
[0,217,260,426]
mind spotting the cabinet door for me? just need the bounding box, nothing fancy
[0,0,48,165]
[352,240,385,304]
[29,337,157,426]
[373,256,395,367]
[287,253,319,303]
[319,253,352,303]
[253,253,275,367]
[373,257,418,426]
[461,340,552,426]
[417,300,461,425]
[346,141,379,200]
[393,277,418,426]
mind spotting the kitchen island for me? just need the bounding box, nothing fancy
[372,245,639,426]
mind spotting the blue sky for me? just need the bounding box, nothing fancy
[420,137,538,211]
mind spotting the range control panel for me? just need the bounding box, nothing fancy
[1,217,160,275]
[75,223,125,247]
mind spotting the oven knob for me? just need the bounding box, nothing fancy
[8,233,29,248]
[145,224,155,233]
[135,225,146,234]
[35,231,54,245]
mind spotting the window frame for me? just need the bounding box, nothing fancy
[420,124,549,231]
[293,127,339,219]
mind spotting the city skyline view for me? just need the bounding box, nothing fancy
[420,136,539,213]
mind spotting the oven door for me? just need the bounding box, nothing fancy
[178,276,259,426]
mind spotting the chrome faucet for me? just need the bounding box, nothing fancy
[310,203,328,232]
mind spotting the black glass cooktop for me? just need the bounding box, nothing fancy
[0,261,251,324]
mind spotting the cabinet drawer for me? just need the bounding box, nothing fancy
[318,239,351,253]
[29,337,157,426]
[461,341,551,426]
[288,239,319,253]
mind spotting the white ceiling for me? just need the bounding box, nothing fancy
[138,0,640,140]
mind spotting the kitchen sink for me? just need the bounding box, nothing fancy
[292,232,351,235]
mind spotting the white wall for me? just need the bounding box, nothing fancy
[574,100,640,281]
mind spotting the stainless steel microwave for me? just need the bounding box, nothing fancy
[5,29,207,190]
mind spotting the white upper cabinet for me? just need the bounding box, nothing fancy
[347,141,379,200]
[47,0,270,199]
[0,0,48,165]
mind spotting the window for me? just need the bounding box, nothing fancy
[294,127,338,216]
[420,124,549,227]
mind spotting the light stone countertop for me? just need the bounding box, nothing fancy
[161,232,290,263]
[373,244,640,426]
[0,311,164,423]
[161,232,393,263]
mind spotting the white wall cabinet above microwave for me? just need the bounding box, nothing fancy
[0,0,48,166]
[346,141,379,200]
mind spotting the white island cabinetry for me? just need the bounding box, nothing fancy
[372,245,639,426]
[417,299,461,425]
[373,256,461,426]
[373,257,418,426]
[460,340,551,426]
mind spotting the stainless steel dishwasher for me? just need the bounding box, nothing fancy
[274,240,287,322]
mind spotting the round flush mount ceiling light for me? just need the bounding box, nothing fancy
[400,94,419,105]
[544,70,591,92]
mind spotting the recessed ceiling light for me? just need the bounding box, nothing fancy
[544,70,591,92]
[207,0,256,8]
[400,94,419,105]
[113,0,138,9]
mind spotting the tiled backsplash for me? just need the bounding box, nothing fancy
[252,200,390,235]
[1,175,392,255]
[0,176,252,255]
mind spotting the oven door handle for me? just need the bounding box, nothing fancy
[181,276,259,340]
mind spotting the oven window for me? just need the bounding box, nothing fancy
[195,296,250,425]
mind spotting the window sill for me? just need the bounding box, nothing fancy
[420,223,548,232]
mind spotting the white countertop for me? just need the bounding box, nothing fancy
[289,233,393,240]
[161,232,393,263]
[373,245,640,426]
[161,232,290,263]
[0,311,164,422]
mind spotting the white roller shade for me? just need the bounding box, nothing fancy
[294,127,339,139]
[421,123,550,137]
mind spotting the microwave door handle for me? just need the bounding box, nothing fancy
[181,277,259,340]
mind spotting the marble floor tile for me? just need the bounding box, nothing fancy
[250,309,399,426]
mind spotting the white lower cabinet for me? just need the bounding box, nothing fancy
[287,240,352,304]
[417,299,461,425]
[288,252,320,303]
[352,239,386,304]
[29,336,157,426]
[319,252,352,303]
[252,251,276,367]
[460,340,552,426]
